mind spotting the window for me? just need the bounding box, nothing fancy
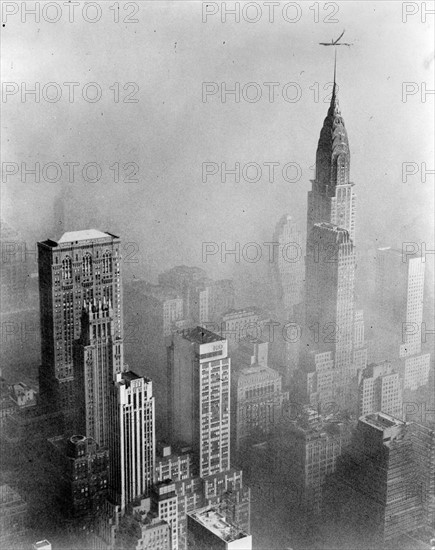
[62,256,72,279]
[83,253,93,277]
[102,251,112,274]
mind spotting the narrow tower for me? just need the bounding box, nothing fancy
[306,59,356,242]
[300,60,363,410]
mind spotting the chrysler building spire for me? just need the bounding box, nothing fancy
[315,52,350,194]
[306,54,355,243]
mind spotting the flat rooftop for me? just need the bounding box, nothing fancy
[182,326,224,344]
[189,506,248,543]
[377,246,422,260]
[121,371,151,385]
[223,307,259,317]
[239,364,280,380]
[362,412,405,430]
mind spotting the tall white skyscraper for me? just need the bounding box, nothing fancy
[375,247,430,390]
[168,327,230,477]
[376,247,425,356]
[109,371,156,511]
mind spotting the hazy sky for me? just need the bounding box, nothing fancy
[2,0,434,283]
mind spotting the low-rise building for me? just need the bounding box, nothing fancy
[156,443,194,482]
[187,505,252,549]
[32,541,52,550]
[9,382,37,408]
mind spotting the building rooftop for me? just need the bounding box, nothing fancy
[181,326,224,344]
[362,412,405,431]
[122,371,141,382]
[189,506,249,543]
[377,246,422,261]
[39,229,119,248]
[119,371,152,387]
[58,229,114,243]
[362,360,394,379]
[238,364,280,381]
[222,307,260,318]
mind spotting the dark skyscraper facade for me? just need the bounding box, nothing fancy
[38,230,124,410]
[74,301,118,447]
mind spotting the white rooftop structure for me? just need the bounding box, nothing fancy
[188,506,252,548]
[58,229,112,243]
[32,541,52,550]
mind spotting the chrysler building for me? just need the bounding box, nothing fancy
[299,65,367,411]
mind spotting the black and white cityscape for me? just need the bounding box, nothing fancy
[1,2,434,550]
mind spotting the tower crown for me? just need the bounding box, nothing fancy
[315,70,350,192]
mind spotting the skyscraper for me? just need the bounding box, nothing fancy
[158,265,208,321]
[167,327,251,548]
[74,300,118,447]
[231,362,288,458]
[272,214,304,316]
[167,327,230,477]
[109,371,156,511]
[48,434,109,525]
[306,74,355,240]
[299,68,363,411]
[158,266,235,326]
[376,247,425,356]
[38,229,123,410]
[325,412,435,547]
[375,246,431,390]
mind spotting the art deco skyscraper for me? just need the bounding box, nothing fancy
[38,230,124,410]
[306,73,355,240]
[300,67,362,410]
[109,371,156,511]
